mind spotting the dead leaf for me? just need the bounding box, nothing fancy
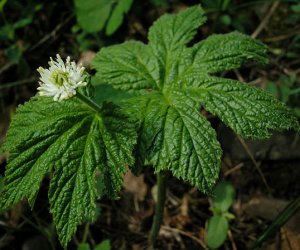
[78,51,96,67]
[123,171,147,202]
[243,196,300,233]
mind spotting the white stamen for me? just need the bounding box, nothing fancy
[37,54,87,101]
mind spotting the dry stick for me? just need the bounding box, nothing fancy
[228,229,238,250]
[0,77,38,90]
[28,15,74,51]
[263,25,300,42]
[236,135,272,194]
[224,163,244,177]
[161,226,209,250]
[251,1,280,39]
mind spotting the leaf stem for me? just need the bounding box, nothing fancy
[76,92,102,113]
[81,223,90,243]
[149,171,168,248]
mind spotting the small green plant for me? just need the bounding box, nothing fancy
[78,239,111,250]
[206,181,235,249]
[74,0,133,35]
[0,5,299,248]
[266,74,300,117]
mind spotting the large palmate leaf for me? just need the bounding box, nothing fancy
[92,5,299,192]
[0,96,136,247]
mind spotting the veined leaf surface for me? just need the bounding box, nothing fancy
[92,5,299,192]
[0,97,136,247]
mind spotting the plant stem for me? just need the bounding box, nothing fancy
[82,223,90,243]
[149,171,168,248]
[76,92,102,113]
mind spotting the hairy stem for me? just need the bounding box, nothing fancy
[76,92,102,113]
[149,171,168,247]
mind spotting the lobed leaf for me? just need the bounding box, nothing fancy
[148,6,206,52]
[0,97,136,247]
[92,5,299,192]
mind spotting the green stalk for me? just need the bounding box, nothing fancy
[81,223,90,243]
[149,171,168,248]
[76,92,102,113]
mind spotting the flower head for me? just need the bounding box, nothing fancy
[37,54,87,101]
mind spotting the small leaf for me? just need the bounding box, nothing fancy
[265,82,278,97]
[13,17,32,29]
[94,239,111,250]
[75,0,112,33]
[106,0,133,36]
[78,243,91,250]
[0,96,136,247]
[212,181,235,212]
[206,215,229,249]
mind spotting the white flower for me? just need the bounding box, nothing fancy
[37,54,87,101]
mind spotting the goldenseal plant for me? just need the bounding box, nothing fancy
[0,5,299,248]
[91,5,299,246]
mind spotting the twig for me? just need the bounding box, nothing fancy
[0,61,14,76]
[0,77,37,90]
[251,1,280,39]
[224,163,244,177]
[262,25,300,42]
[228,229,238,250]
[236,135,272,194]
[161,225,209,250]
[233,69,244,82]
[28,15,74,51]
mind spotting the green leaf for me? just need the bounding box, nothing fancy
[94,239,111,250]
[265,81,278,97]
[106,0,133,36]
[0,96,136,247]
[127,93,221,189]
[206,215,229,249]
[13,17,32,29]
[92,5,299,192]
[0,0,7,12]
[183,75,298,139]
[91,76,136,104]
[74,0,112,33]
[5,43,22,64]
[78,243,91,250]
[148,5,206,53]
[191,31,268,73]
[212,181,235,212]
